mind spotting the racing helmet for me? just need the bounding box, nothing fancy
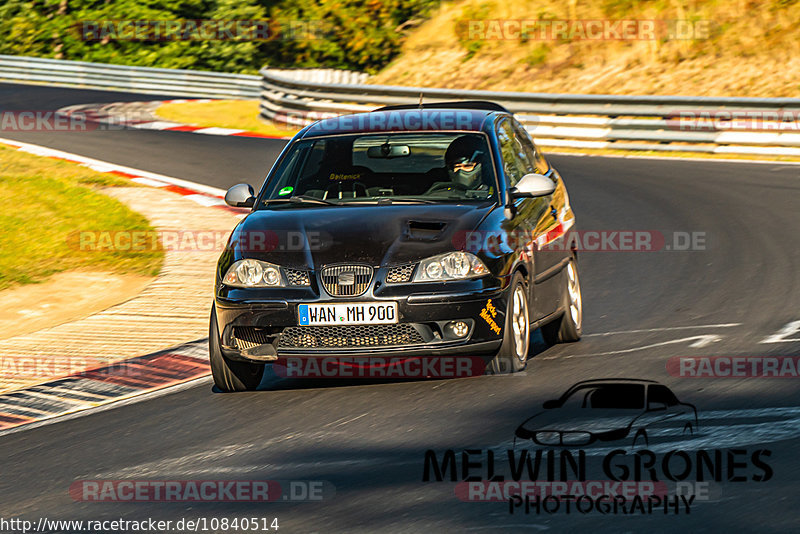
[444,135,485,189]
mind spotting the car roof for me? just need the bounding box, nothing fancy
[376,101,511,113]
[565,378,660,389]
[299,106,506,138]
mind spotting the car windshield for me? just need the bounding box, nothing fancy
[257,132,497,207]
[560,384,646,410]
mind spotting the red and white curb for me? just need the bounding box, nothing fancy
[0,137,258,432]
[0,135,249,214]
[57,99,291,139]
[0,341,210,435]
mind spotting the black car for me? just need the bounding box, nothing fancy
[210,101,582,391]
[515,379,699,447]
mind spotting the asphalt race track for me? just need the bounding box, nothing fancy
[1,83,800,532]
[0,83,285,187]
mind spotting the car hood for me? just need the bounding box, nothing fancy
[515,408,644,437]
[231,203,495,268]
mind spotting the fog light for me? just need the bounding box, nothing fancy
[450,321,469,338]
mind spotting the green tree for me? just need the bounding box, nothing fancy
[0,0,440,73]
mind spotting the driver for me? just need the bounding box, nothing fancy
[444,135,486,190]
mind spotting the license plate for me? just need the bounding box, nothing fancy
[297,302,398,326]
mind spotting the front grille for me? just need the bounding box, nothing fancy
[320,264,373,297]
[386,263,416,283]
[284,268,310,286]
[232,326,273,350]
[278,324,423,348]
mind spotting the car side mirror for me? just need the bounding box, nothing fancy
[511,173,556,199]
[542,399,560,409]
[647,401,667,411]
[225,183,256,208]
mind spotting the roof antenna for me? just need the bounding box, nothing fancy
[419,92,424,110]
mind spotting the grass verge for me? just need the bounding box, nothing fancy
[0,145,163,290]
[155,100,300,138]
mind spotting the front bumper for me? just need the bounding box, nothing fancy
[213,281,508,362]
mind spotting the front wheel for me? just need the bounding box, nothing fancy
[209,304,264,392]
[541,257,582,345]
[487,272,530,374]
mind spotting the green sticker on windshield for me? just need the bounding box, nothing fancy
[278,186,294,196]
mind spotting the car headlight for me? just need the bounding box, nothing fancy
[413,252,488,282]
[223,259,284,287]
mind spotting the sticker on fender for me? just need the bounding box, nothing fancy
[298,302,398,326]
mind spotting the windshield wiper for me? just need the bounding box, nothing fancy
[263,195,341,206]
[291,195,341,205]
[373,198,438,205]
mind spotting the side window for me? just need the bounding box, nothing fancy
[266,145,304,196]
[512,124,535,175]
[496,118,528,187]
[513,122,549,175]
[272,140,326,198]
[299,140,326,182]
[648,385,679,407]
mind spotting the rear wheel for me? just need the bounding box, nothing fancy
[542,258,582,345]
[209,304,264,392]
[488,272,530,374]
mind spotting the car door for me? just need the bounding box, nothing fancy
[495,117,554,320]
[513,120,572,317]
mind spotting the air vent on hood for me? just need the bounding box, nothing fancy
[404,220,447,241]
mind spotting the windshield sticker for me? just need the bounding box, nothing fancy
[329,173,362,181]
[278,186,294,196]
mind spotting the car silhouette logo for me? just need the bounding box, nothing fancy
[338,271,355,286]
[515,378,698,448]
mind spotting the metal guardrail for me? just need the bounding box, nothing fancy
[0,55,262,99]
[0,54,370,104]
[0,54,369,102]
[259,67,800,156]
[1,55,798,156]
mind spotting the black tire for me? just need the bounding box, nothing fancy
[541,257,582,345]
[209,304,264,392]
[487,272,530,375]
